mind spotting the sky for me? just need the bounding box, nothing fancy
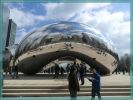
[5,3,130,57]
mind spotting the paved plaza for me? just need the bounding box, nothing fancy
[2,96,131,100]
[2,73,131,97]
[3,73,130,86]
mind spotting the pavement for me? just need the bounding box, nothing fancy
[2,96,131,100]
[2,73,131,97]
[3,73,130,86]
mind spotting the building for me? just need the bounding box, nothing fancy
[6,19,17,47]
[3,5,17,48]
[3,5,17,71]
[3,5,10,49]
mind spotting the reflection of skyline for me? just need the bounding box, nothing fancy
[15,22,117,59]
[12,21,118,75]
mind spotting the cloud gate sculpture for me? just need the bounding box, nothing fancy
[14,21,118,75]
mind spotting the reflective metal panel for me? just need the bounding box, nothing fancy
[15,22,118,75]
[15,22,117,58]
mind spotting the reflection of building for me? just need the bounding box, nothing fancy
[14,22,118,75]
[6,19,17,47]
[3,5,10,49]
[3,5,17,48]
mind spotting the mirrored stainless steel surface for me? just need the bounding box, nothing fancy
[14,22,118,75]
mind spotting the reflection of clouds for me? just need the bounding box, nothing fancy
[48,32,61,37]
[53,23,70,30]
[16,22,116,57]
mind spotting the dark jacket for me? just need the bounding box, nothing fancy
[89,73,101,91]
[60,67,65,73]
[12,65,18,72]
[68,70,80,91]
[79,66,85,76]
[55,64,60,73]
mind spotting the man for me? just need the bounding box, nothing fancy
[60,67,65,78]
[12,65,18,79]
[79,63,85,85]
[66,64,70,74]
[53,63,60,79]
[87,68,101,100]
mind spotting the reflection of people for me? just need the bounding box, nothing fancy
[68,64,80,97]
[87,68,101,100]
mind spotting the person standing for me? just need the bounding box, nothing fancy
[76,63,80,81]
[12,65,18,79]
[53,63,60,79]
[5,66,9,75]
[60,67,65,78]
[66,64,70,74]
[79,63,85,85]
[87,68,101,100]
[51,66,54,75]
[68,65,80,98]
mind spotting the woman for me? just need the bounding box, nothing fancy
[68,64,80,97]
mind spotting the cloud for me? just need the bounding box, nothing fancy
[42,3,130,56]
[15,28,28,44]
[15,26,39,44]
[72,8,130,56]
[10,8,45,28]
[42,3,110,20]
[5,3,24,10]
[8,3,130,56]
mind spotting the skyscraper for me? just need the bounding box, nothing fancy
[6,19,17,47]
[3,5,17,70]
[3,5,10,49]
